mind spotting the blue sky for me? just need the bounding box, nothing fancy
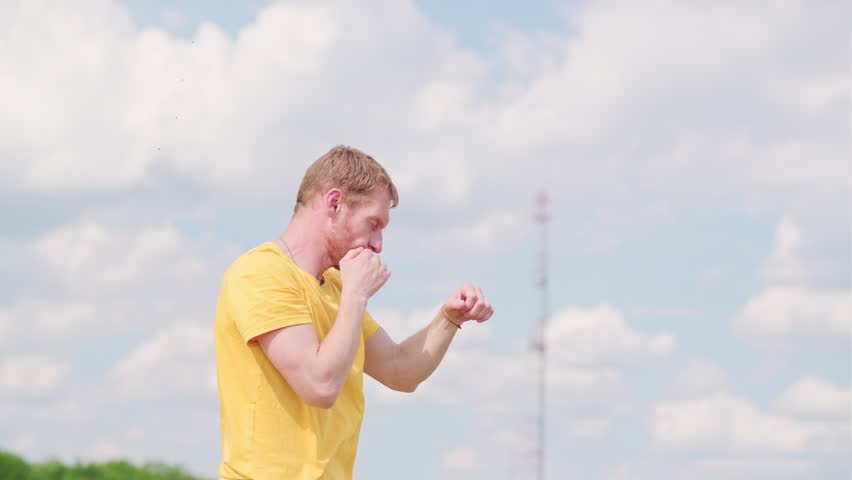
[0,1,850,479]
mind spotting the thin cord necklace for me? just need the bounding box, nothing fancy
[279,238,295,261]
[279,237,323,285]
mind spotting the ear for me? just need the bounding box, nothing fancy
[325,188,343,215]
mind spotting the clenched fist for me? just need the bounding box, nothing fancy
[441,284,493,325]
[340,247,391,300]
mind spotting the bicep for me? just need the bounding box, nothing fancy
[257,324,320,399]
[364,327,401,388]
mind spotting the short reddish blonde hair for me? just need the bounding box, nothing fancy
[295,145,399,212]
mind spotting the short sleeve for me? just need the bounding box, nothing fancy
[225,264,313,345]
[362,310,381,340]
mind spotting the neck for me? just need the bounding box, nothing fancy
[276,215,332,282]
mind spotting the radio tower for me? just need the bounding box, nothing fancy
[531,190,550,480]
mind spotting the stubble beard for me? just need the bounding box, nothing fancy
[326,218,355,269]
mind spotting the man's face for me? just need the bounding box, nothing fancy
[327,189,391,267]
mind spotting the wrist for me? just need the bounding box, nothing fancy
[342,290,369,309]
[440,305,462,330]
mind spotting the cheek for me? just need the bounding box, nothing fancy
[344,221,366,242]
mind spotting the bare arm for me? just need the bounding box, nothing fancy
[364,310,458,392]
[257,248,390,409]
[365,284,493,392]
[257,292,368,409]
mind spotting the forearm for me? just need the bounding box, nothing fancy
[313,292,367,395]
[394,310,458,390]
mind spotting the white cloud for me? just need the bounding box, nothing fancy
[32,399,94,425]
[0,0,487,207]
[107,321,216,400]
[491,0,847,204]
[1,0,845,223]
[0,355,70,396]
[0,219,239,347]
[0,404,19,422]
[365,306,672,437]
[601,462,659,480]
[0,300,99,342]
[411,209,530,254]
[368,303,669,431]
[760,213,851,289]
[546,305,676,366]
[733,286,851,345]
[651,370,850,478]
[681,456,816,479]
[567,418,611,438]
[9,432,37,454]
[32,221,211,297]
[442,429,539,479]
[444,446,478,471]
[761,216,811,286]
[125,425,145,442]
[651,391,849,456]
[734,216,851,348]
[367,299,675,478]
[0,399,93,430]
[671,359,728,397]
[775,377,851,420]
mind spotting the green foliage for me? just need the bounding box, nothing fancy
[0,451,31,480]
[0,451,207,480]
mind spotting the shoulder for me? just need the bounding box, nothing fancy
[225,242,295,284]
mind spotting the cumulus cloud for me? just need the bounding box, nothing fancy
[32,221,212,297]
[567,418,611,438]
[0,218,239,348]
[1,0,845,219]
[0,355,70,396]
[733,216,851,347]
[0,300,102,345]
[671,358,728,398]
[733,286,851,344]
[680,456,817,479]
[651,390,850,456]
[546,305,676,366]
[0,0,487,207]
[107,321,216,400]
[775,377,851,420]
[411,209,531,255]
[442,429,540,479]
[444,446,479,471]
[367,300,672,480]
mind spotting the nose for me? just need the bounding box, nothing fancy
[369,231,383,254]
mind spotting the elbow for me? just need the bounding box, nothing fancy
[394,379,419,393]
[308,381,340,409]
[399,383,417,393]
[310,395,336,410]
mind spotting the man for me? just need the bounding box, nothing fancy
[213,145,494,479]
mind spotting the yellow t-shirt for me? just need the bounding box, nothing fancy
[214,241,380,480]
